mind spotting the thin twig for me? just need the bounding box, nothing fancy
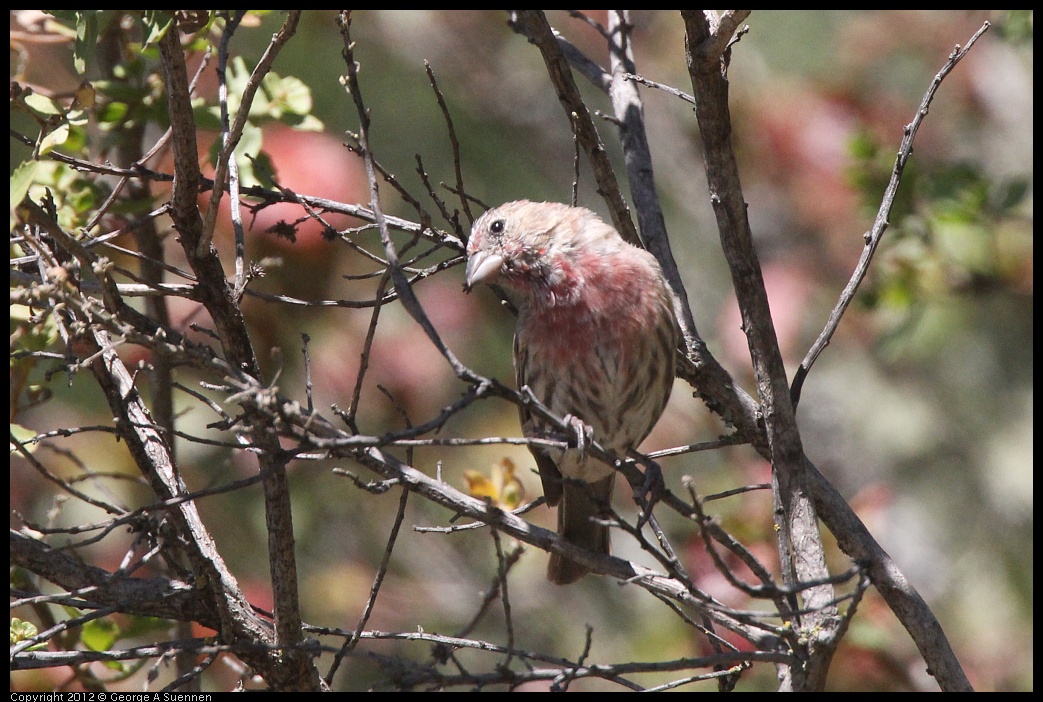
[425,61,473,225]
[325,487,410,685]
[790,20,992,409]
[200,11,301,255]
[508,10,637,244]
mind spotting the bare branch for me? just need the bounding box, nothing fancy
[681,10,838,689]
[508,10,638,244]
[789,20,992,409]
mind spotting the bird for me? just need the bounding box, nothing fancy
[464,200,678,584]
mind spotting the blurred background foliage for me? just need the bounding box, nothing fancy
[10,10,1032,691]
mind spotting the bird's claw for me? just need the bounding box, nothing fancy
[562,413,594,453]
[635,460,665,529]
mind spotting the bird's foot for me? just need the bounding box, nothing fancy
[635,459,664,529]
[562,413,594,454]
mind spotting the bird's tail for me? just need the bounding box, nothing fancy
[548,475,615,585]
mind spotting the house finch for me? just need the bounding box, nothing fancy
[464,201,678,584]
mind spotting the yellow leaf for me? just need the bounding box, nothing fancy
[463,470,497,500]
[463,458,525,509]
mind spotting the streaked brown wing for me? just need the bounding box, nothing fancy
[514,332,564,506]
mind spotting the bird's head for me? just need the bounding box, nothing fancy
[464,200,615,302]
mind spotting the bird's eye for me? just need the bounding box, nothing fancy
[490,219,505,235]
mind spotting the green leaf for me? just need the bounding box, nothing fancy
[247,150,278,189]
[10,301,59,353]
[10,618,46,650]
[22,92,65,116]
[262,73,313,117]
[226,56,252,116]
[994,177,1030,214]
[848,128,879,160]
[66,108,89,128]
[283,113,325,131]
[97,101,129,124]
[38,123,71,155]
[141,11,175,49]
[10,160,38,216]
[119,615,174,639]
[10,424,40,455]
[66,180,99,213]
[73,11,99,74]
[81,617,121,652]
[230,123,266,187]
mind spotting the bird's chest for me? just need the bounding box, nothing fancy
[516,304,644,430]
[521,306,628,372]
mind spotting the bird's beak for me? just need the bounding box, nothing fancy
[464,250,505,291]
